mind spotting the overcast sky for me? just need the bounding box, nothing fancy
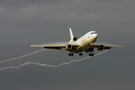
[0,0,135,90]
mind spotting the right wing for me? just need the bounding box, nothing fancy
[29,45,66,50]
[30,43,79,50]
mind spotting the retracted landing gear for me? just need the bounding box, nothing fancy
[69,53,74,56]
[89,53,94,56]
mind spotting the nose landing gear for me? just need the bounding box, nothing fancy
[89,53,94,56]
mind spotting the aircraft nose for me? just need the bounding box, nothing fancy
[94,34,98,40]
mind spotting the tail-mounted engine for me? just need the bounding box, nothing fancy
[97,45,104,51]
[73,37,78,42]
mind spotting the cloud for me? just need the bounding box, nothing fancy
[0,0,135,90]
[1,0,134,25]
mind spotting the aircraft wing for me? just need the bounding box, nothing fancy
[29,45,66,50]
[92,43,124,49]
[30,42,79,50]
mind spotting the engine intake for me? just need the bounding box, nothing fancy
[97,45,104,51]
[67,44,72,49]
[73,37,78,41]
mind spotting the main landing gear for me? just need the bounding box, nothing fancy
[79,53,83,56]
[68,53,83,56]
[69,53,74,56]
[89,53,94,56]
[68,52,94,56]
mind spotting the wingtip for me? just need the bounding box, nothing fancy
[117,45,124,47]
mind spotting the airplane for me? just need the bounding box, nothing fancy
[30,28,123,56]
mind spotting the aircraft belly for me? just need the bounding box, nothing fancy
[74,41,90,53]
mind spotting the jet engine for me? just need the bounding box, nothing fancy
[66,44,72,49]
[73,37,78,42]
[97,45,104,51]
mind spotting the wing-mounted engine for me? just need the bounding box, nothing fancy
[97,45,104,51]
[66,44,72,49]
[65,44,79,52]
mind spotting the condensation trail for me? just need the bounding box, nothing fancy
[0,50,108,71]
[0,49,45,64]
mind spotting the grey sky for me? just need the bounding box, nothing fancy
[0,0,135,90]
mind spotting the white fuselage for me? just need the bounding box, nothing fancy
[67,31,98,53]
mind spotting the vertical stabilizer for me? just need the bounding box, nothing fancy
[69,28,74,39]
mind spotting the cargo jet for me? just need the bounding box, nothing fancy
[30,28,123,56]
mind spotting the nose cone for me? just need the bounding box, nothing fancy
[88,31,98,42]
[95,34,98,40]
[93,34,98,42]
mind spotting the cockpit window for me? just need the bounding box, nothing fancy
[91,32,96,34]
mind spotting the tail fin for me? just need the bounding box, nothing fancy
[69,28,74,39]
[69,28,78,43]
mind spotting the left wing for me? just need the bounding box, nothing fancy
[29,45,66,50]
[92,43,124,50]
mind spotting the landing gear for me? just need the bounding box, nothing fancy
[89,53,94,56]
[69,53,74,56]
[79,53,83,56]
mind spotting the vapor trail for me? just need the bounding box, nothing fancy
[0,49,45,64]
[0,50,108,71]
